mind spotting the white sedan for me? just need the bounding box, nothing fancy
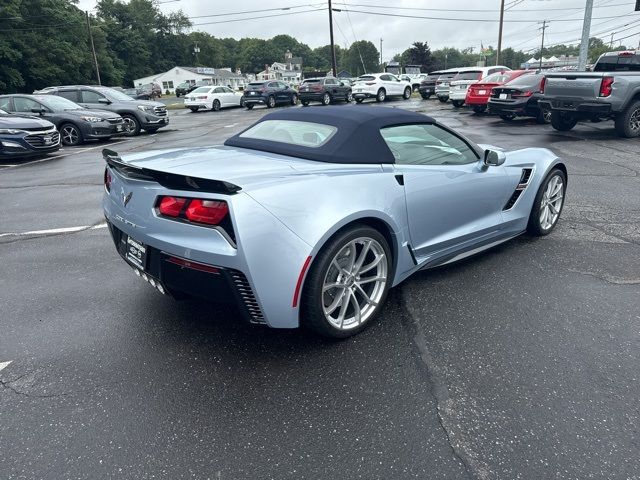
[184,86,244,112]
[352,73,412,103]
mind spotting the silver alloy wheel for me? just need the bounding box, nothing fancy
[629,107,640,133]
[268,96,275,108]
[377,89,386,102]
[61,125,79,145]
[539,175,564,230]
[122,116,136,133]
[543,109,552,123]
[323,93,330,105]
[322,237,388,330]
[346,91,353,102]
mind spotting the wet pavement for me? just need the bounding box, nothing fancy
[1,98,639,479]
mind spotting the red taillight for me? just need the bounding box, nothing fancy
[159,196,188,217]
[165,255,219,274]
[185,199,229,225]
[196,95,207,99]
[365,82,376,85]
[104,167,112,192]
[599,76,614,97]
[539,77,547,94]
[618,51,634,57]
[512,91,534,98]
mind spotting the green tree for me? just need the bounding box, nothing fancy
[344,41,379,76]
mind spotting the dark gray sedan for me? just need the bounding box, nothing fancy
[0,94,125,146]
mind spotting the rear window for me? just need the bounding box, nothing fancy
[482,72,517,84]
[594,53,640,71]
[437,73,457,81]
[247,82,265,87]
[240,120,337,148]
[504,73,544,88]
[357,76,376,81]
[191,87,212,93]
[453,71,482,81]
[303,79,321,84]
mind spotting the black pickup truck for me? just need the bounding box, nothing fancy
[539,50,640,137]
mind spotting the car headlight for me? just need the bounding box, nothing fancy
[137,105,154,112]
[80,116,103,123]
[0,129,24,134]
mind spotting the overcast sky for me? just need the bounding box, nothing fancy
[78,0,640,60]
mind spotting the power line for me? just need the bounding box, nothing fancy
[187,4,320,20]
[191,8,324,27]
[330,1,631,13]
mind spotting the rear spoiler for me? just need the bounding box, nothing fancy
[102,149,241,195]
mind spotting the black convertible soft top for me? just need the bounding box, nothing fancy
[224,106,436,164]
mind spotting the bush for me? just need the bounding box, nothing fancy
[165,89,170,95]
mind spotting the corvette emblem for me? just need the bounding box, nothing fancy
[121,188,132,207]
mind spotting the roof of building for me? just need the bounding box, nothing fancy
[224,106,436,164]
[178,66,243,78]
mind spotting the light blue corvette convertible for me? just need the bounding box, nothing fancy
[102,106,567,337]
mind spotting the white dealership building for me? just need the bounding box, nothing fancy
[133,66,246,92]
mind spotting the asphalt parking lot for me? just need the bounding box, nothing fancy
[1,99,639,479]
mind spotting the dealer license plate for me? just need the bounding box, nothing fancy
[163,118,169,124]
[479,90,486,95]
[499,93,508,100]
[43,136,52,145]
[249,91,256,95]
[116,125,123,132]
[125,235,146,270]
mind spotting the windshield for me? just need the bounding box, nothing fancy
[34,95,83,111]
[240,120,337,148]
[453,71,482,81]
[96,87,135,101]
[0,108,7,114]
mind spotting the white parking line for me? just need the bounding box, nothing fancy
[0,361,11,372]
[0,222,107,238]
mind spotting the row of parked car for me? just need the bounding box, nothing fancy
[417,49,640,137]
[0,85,169,159]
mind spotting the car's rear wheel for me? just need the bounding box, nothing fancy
[355,98,364,104]
[145,128,159,134]
[267,96,276,108]
[403,87,411,100]
[421,94,431,100]
[452,100,464,108]
[614,99,640,138]
[302,100,310,107]
[212,99,221,111]
[302,225,392,338]
[245,104,254,110]
[550,111,578,131]
[500,113,515,122]
[536,108,552,124]
[291,94,298,106]
[527,168,566,236]
[376,89,386,102]
[188,107,198,113]
[60,123,83,146]
[472,105,487,114]
[322,92,331,105]
[345,91,353,102]
[122,114,141,136]
[438,97,448,103]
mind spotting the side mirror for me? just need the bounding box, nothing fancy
[484,149,506,167]
[30,108,46,115]
[98,98,110,104]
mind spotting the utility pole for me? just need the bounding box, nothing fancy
[609,32,615,48]
[444,52,448,69]
[193,42,200,64]
[496,0,505,65]
[380,38,383,67]
[538,20,548,70]
[578,0,594,70]
[86,11,101,85]
[328,0,337,77]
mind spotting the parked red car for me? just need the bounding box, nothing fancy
[465,70,534,114]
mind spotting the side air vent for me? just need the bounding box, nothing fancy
[503,168,533,210]
[229,270,266,324]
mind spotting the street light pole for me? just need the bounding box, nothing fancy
[496,0,505,65]
[578,0,594,70]
[539,20,548,70]
[328,0,338,77]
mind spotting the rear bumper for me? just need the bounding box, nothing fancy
[449,90,468,101]
[299,92,325,102]
[538,98,612,115]
[243,94,268,104]
[184,101,211,109]
[465,94,490,106]
[418,86,435,96]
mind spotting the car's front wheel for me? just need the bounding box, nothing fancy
[403,87,411,100]
[60,123,83,146]
[376,89,386,102]
[302,225,392,338]
[527,168,566,236]
[122,114,141,135]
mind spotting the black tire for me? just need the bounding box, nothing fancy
[145,128,159,134]
[527,168,567,236]
[438,96,448,103]
[472,105,487,114]
[267,95,276,108]
[500,113,516,122]
[245,104,254,110]
[176,93,180,98]
[402,87,411,100]
[536,108,552,124]
[121,114,141,136]
[212,99,221,111]
[291,94,298,106]
[302,100,310,107]
[60,123,83,146]
[301,225,392,338]
[550,111,578,132]
[614,99,640,138]
[345,91,353,102]
[376,88,386,102]
[322,92,331,105]
[189,107,198,113]
[421,94,431,100]
[452,100,464,108]
[355,98,364,104]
